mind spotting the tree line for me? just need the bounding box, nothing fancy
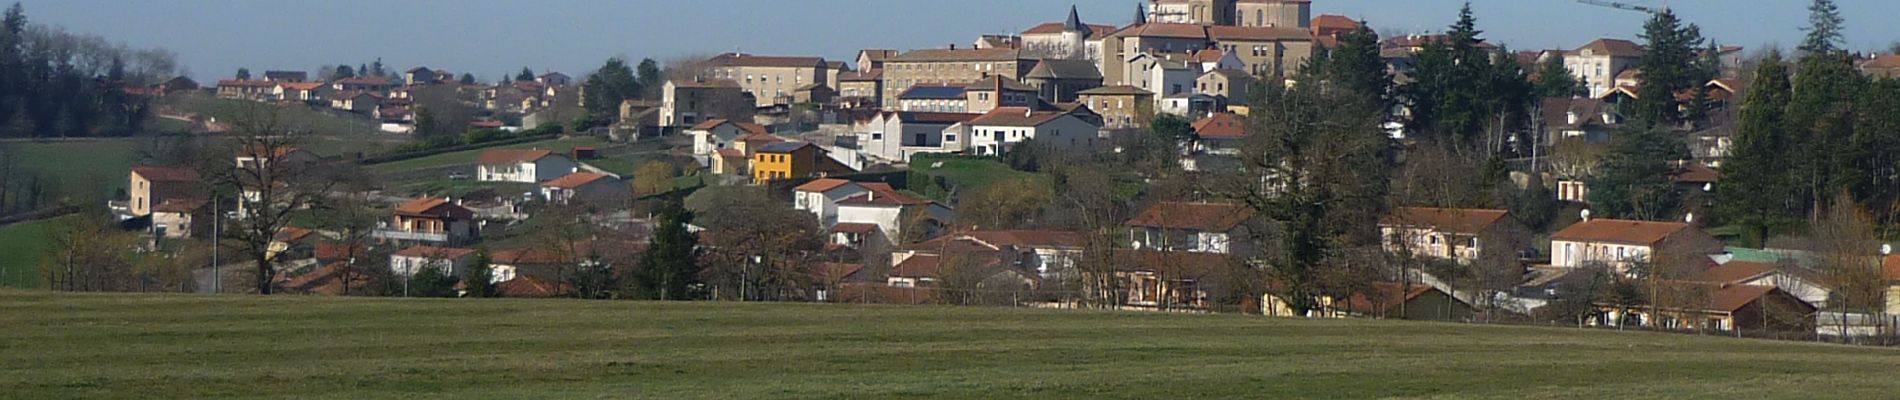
[0,3,180,138]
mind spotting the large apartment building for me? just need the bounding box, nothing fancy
[1146,0,1310,27]
[700,53,835,107]
[880,48,1039,110]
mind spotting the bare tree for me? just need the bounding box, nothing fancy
[41,215,139,291]
[198,104,341,295]
[317,166,381,295]
[1808,194,1885,340]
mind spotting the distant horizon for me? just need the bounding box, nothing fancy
[16,0,1900,82]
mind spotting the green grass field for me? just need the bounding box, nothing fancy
[3,291,1897,399]
[0,216,77,289]
[366,137,610,174]
[5,140,140,205]
[909,156,1050,202]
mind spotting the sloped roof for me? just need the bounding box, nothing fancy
[393,245,477,260]
[889,48,1026,63]
[1341,282,1441,316]
[829,222,880,234]
[1125,202,1257,231]
[1113,23,1211,40]
[966,107,1069,127]
[1380,207,1512,235]
[1551,219,1693,246]
[689,118,731,130]
[131,165,200,182]
[494,275,571,298]
[964,75,1038,92]
[911,230,1088,251]
[1021,22,1118,40]
[881,111,982,124]
[1692,261,1779,285]
[273,227,314,242]
[394,197,472,219]
[1192,113,1246,139]
[542,172,613,189]
[152,198,208,213]
[476,149,555,165]
[839,69,883,81]
[1574,38,1645,58]
[1207,25,1313,41]
[755,141,819,154]
[1077,85,1154,96]
[1311,14,1363,35]
[1672,162,1720,184]
[671,79,742,89]
[837,187,931,207]
[794,178,856,193]
[1025,59,1104,80]
[705,53,826,68]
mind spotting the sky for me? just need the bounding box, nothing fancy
[16,0,1900,82]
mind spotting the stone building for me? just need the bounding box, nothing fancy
[700,53,834,107]
[881,47,1038,110]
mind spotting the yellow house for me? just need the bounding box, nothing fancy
[751,141,855,183]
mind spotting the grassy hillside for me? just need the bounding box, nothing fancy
[3,291,1896,399]
[5,139,140,205]
[366,137,610,174]
[0,216,72,288]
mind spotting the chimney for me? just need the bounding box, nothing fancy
[1024,108,1033,117]
[1566,111,1579,125]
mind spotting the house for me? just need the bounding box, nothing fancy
[389,245,478,277]
[329,91,383,114]
[1181,113,1248,171]
[835,69,884,106]
[751,141,855,183]
[1378,207,1529,264]
[267,227,319,261]
[128,165,203,217]
[1595,282,1815,333]
[1159,92,1219,117]
[661,79,753,127]
[235,145,320,171]
[1694,259,1830,308]
[374,197,479,245]
[331,76,396,92]
[1550,218,1723,273]
[855,111,981,162]
[832,184,954,249]
[1310,14,1363,40]
[540,172,628,206]
[1190,49,1246,74]
[686,118,770,160]
[791,83,835,105]
[886,248,1034,290]
[1124,53,1199,101]
[149,198,210,239]
[262,70,307,82]
[793,178,872,227]
[486,239,644,297]
[215,79,277,101]
[1126,201,1257,254]
[475,149,578,183]
[536,72,572,86]
[699,53,834,106]
[898,230,1087,281]
[964,107,1103,156]
[154,76,200,95]
[1540,97,1622,144]
[1019,6,1117,61]
[1076,85,1155,129]
[1109,249,1229,309]
[1565,38,1645,98]
[275,262,370,296]
[963,76,1040,114]
[1269,282,1474,320]
[880,47,1038,109]
[897,85,969,113]
[404,67,438,86]
[1195,69,1255,107]
[1860,54,1900,79]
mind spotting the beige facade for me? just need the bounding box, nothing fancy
[1077,86,1156,129]
[881,48,1038,109]
[701,53,831,107]
[1196,69,1256,105]
[1235,0,1310,28]
[1149,0,1236,25]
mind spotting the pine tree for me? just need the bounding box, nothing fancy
[1845,79,1900,222]
[463,248,496,298]
[0,3,25,131]
[1799,0,1845,56]
[459,73,475,85]
[634,202,700,300]
[1322,25,1391,109]
[636,58,663,99]
[1404,3,1493,149]
[1628,9,1708,129]
[1534,52,1583,98]
[1787,53,1863,216]
[334,65,354,78]
[1714,53,1793,247]
[581,58,641,118]
[1587,126,1688,220]
[235,68,251,80]
[516,67,534,82]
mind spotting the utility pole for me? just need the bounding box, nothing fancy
[211,197,220,294]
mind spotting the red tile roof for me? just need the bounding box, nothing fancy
[1113,23,1212,40]
[131,165,200,182]
[495,275,571,298]
[541,172,612,189]
[476,149,555,165]
[1341,282,1437,315]
[394,197,473,219]
[1020,22,1118,40]
[1207,25,1314,41]
[393,245,478,260]
[1574,38,1645,58]
[1125,202,1256,231]
[706,53,827,68]
[1192,113,1246,139]
[837,186,931,207]
[1550,219,1693,246]
[273,227,315,242]
[910,230,1088,250]
[1692,261,1779,285]
[967,107,1069,127]
[151,198,207,213]
[794,178,856,193]
[689,118,731,130]
[1672,162,1720,184]
[1380,207,1512,235]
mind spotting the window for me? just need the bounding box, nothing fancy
[945,134,957,142]
[871,132,883,140]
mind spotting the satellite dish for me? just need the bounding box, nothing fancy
[1580,209,1592,221]
[1684,212,1694,224]
[1702,183,1713,192]
[1131,240,1143,250]
[1883,244,1892,255]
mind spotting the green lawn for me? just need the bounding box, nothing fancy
[3,291,1897,399]
[158,92,403,157]
[909,156,1049,201]
[0,216,77,289]
[5,139,140,204]
[366,137,611,174]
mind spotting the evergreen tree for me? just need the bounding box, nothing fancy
[1787,53,1863,216]
[463,249,497,298]
[635,58,663,99]
[371,58,384,76]
[0,2,24,130]
[1715,53,1794,247]
[1799,0,1845,56]
[581,57,641,117]
[407,265,457,298]
[1845,79,1900,223]
[1587,126,1687,220]
[516,67,534,82]
[334,64,354,79]
[1534,52,1583,98]
[459,73,475,85]
[1321,25,1391,109]
[235,68,251,80]
[634,202,700,300]
[1403,3,1495,150]
[1628,9,1709,129]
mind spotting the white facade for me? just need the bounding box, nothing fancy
[966,114,1101,156]
[835,202,955,248]
[1552,239,1652,272]
[690,124,748,158]
[1566,50,1640,99]
[795,185,870,226]
[856,113,971,163]
[389,254,470,277]
[478,155,578,183]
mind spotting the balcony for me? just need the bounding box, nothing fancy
[373,228,448,243]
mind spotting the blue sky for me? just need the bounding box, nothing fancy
[17,0,1900,81]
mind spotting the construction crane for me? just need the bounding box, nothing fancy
[1576,0,1665,14]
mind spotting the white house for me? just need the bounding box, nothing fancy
[855,111,979,163]
[792,178,871,226]
[476,149,578,183]
[1125,201,1257,254]
[1159,93,1218,117]
[1565,38,1644,98]
[1695,258,1831,308]
[832,185,954,249]
[539,172,628,206]
[389,245,478,277]
[688,118,769,162]
[1549,218,1723,274]
[964,107,1103,156]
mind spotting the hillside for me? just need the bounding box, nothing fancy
[3,291,1896,399]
